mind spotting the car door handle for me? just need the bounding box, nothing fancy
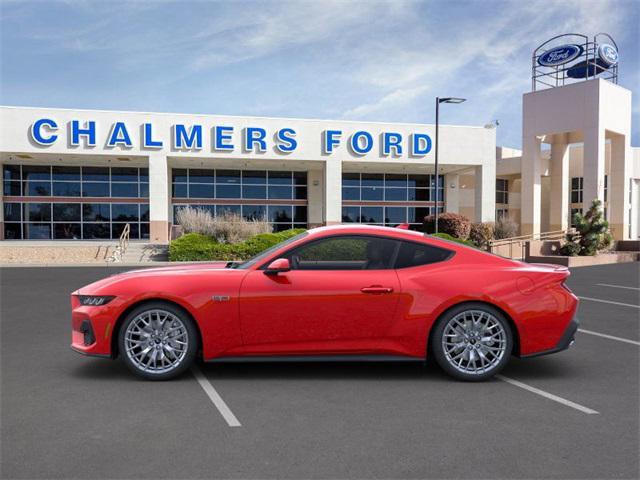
[361,286,394,294]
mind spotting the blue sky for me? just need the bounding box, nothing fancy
[1,0,638,148]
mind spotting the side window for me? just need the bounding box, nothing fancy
[395,241,453,268]
[286,236,399,270]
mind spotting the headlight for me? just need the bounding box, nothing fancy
[78,295,115,306]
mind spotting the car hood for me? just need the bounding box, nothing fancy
[73,262,239,295]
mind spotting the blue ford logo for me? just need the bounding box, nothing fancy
[538,44,583,67]
[598,44,618,66]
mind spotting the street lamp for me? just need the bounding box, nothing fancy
[434,96,466,233]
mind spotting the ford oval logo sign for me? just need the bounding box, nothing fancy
[598,44,618,66]
[538,44,583,67]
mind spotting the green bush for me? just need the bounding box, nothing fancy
[423,213,471,239]
[431,232,476,248]
[169,229,305,262]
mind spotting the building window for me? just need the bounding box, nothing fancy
[604,175,608,203]
[570,177,583,203]
[341,173,443,229]
[2,164,149,240]
[171,168,307,231]
[496,208,508,219]
[3,201,149,240]
[496,178,508,204]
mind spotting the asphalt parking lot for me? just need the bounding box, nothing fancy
[1,262,638,479]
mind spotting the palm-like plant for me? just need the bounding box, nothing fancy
[560,199,613,256]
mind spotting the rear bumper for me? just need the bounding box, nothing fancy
[520,316,579,358]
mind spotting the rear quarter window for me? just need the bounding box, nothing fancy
[395,240,453,268]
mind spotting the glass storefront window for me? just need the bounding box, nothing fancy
[171,168,308,231]
[52,166,80,181]
[53,203,81,222]
[3,200,148,240]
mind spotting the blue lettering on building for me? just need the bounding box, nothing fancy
[350,131,373,155]
[244,127,267,152]
[173,124,203,150]
[71,120,97,147]
[275,128,297,153]
[383,132,403,156]
[323,130,342,154]
[30,118,58,145]
[107,122,133,148]
[28,118,434,159]
[214,126,234,151]
[143,123,163,148]
[411,133,432,156]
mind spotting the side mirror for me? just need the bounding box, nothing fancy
[264,258,291,275]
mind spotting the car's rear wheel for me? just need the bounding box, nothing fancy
[118,302,197,380]
[431,303,512,381]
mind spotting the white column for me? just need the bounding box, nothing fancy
[521,135,542,236]
[148,153,170,243]
[323,159,342,225]
[609,134,631,240]
[306,169,324,227]
[474,163,495,223]
[582,126,606,212]
[445,173,459,214]
[549,134,570,231]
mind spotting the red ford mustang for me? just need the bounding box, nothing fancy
[71,225,579,381]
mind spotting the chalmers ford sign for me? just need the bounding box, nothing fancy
[29,118,434,157]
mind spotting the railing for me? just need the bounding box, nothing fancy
[489,229,572,260]
[106,223,131,263]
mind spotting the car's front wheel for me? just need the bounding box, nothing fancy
[118,302,198,380]
[431,303,513,381]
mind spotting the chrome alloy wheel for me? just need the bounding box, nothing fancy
[441,309,507,375]
[124,309,189,374]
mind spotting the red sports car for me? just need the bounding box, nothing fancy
[71,225,579,381]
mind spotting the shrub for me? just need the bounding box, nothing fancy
[431,232,476,248]
[175,207,271,243]
[175,207,216,236]
[423,213,471,239]
[168,233,218,262]
[559,199,613,256]
[494,216,519,239]
[469,222,495,249]
[169,228,305,262]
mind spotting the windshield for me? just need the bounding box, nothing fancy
[233,232,309,269]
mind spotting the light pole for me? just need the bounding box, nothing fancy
[434,96,466,233]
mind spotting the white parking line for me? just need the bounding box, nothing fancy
[596,283,640,291]
[578,328,640,346]
[191,366,242,427]
[578,296,640,309]
[496,375,599,415]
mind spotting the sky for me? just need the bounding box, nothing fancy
[1,0,638,148]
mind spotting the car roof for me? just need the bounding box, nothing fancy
[307,224,429,241]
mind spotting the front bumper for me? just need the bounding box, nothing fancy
[70,294,121,358]
[521,316,579,358]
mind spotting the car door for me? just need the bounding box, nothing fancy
[238,235,402,355]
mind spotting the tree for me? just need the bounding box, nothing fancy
[560,199,613,256]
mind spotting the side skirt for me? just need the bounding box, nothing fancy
[205,354,424,364]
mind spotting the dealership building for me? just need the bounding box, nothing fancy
[0,35,638,244]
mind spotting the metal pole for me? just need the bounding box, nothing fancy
[434,97,439,234]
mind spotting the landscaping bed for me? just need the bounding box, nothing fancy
[169,229,305,262]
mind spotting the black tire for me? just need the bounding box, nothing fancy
[118,301,198,380]
[430,302,513,381]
